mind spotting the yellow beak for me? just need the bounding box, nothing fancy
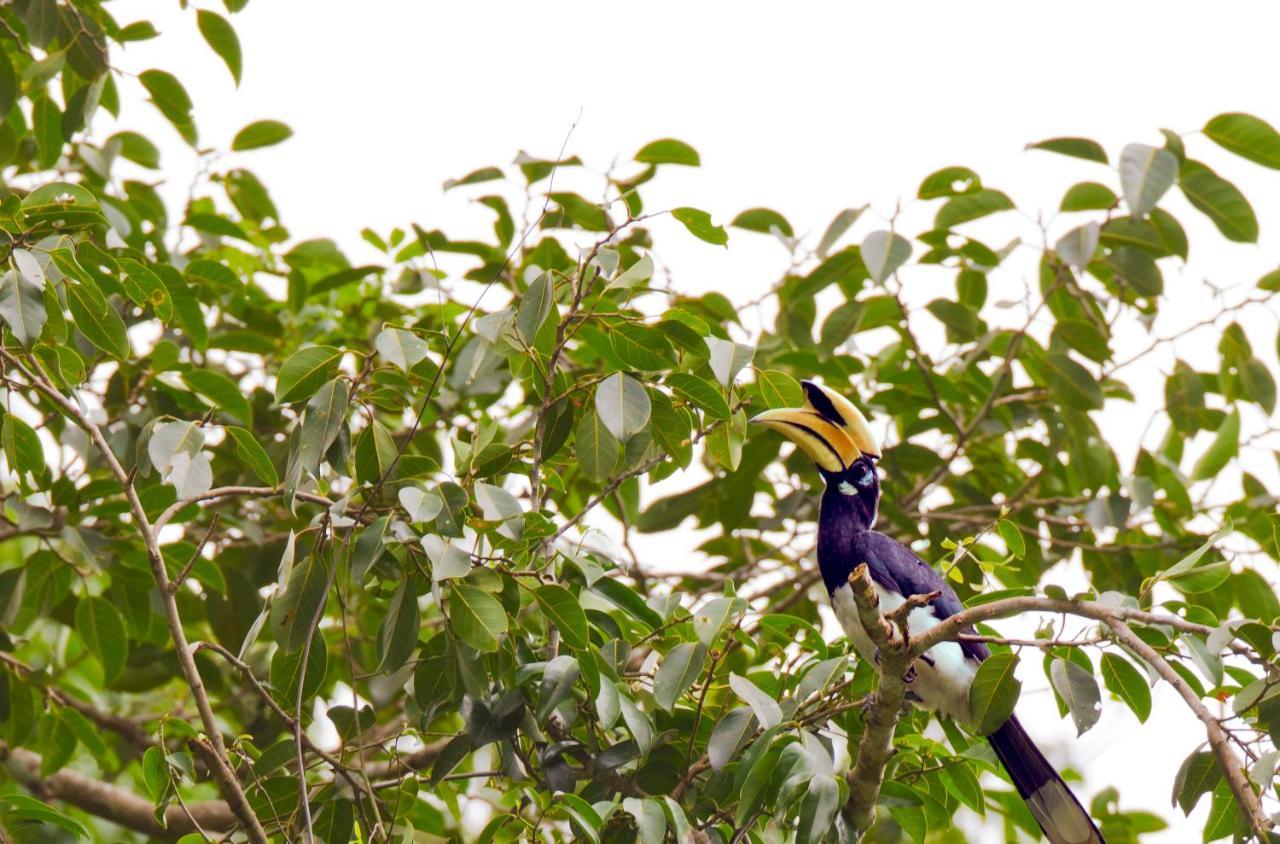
[750,408,860,473]
[750,381,880,472]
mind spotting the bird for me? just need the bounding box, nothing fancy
[751,380,1104,844]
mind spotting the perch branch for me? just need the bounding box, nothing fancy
[842,564,911,837]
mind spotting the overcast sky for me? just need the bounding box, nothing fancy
[105,2,1280,838]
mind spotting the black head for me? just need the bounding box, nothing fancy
[820,452,881,529]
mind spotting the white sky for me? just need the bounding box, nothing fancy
[103,1,1280,839]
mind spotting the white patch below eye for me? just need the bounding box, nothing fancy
[837,481,856,495]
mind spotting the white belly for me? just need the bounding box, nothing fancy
[829,581,978,724]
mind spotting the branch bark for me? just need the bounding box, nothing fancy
[2,746,235,840]
[842,564,910,838]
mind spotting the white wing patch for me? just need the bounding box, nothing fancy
[828,580,979,724]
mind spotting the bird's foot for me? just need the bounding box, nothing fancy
[902,663,918,685]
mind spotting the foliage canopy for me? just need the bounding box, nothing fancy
[0,3,1275,844]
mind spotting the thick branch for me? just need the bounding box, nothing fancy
[2,746,235,841]
[842,565,910,837]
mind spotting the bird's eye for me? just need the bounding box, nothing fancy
[855,464,875,487]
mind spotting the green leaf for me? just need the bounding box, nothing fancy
[635,138,700,166]
[667,372,730,420]
[1040,352,1103,410]
[196,10,242,85]
[226,426,278,485]
[275,345,343,404]
[1257,268,1280,292]
[1191,408,1240,480]
[1053,321,1110,368]
[475,481,523,540]
[0,270,46,347]
[731,207,793,238]
[691,596,745,651]
[795,774,841,844]
[934,189,1013,228]
[533,585,589,651]
[399,486,442,523]
[33,97,61,170]
[1100,652,1151,723]
[1026,136,1108,163]
[938,761,985,815]
[623,797,667,844]
[593,578,664,630]
[1054,222,1099,270]
[705,337,754,388]
[183,369,252,425]
[672,207,728,246]
[1172,750,1221,815]
[374,328,430,372]
[1119,143,1177,215]
[377,577,420,672]
[66,283,129,359]
[968,652,1021,734]
[1160,522,1232,583]
[653,642,707,713]
[443,165,503,191]
[75,596,127,684]
[558,792,603,843]
[1203,112,1280,169]
[139,69,197,145]
[574,410,619,482]
[595,373,651,442]
[448,583,508,652]
[610,323,675,371]
[1179,159,1259,243]
[269,553,331,652]
[537,654,580,722]
[997,519,1026,558]
[708,707,757,772]
[0,795,89,840]
[1049,658,1101,736]
[516,271,553,345]
[3,416,43,478]
[816,206,866,256]
[232,119,294,151]
[728,672,782,728]
[1060,181,1118,212]
[0,49,14,117]
[861,230,912,283]
[918,166,981,199]
[607,254,654,291]
[755,369,803,409]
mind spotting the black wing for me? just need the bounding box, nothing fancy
[852,530,989,662]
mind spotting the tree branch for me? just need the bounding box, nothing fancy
[2,745,235,841]
[842,564,911,838]
[0,348,268,844]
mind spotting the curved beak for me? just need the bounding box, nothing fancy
[750,407,860,473]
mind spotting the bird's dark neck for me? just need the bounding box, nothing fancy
[816,484,874,593]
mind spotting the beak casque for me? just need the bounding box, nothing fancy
[749,380,880,472]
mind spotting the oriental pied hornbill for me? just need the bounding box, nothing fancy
[752,381,1103,844]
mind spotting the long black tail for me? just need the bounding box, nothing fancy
[987,715,1105,844]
